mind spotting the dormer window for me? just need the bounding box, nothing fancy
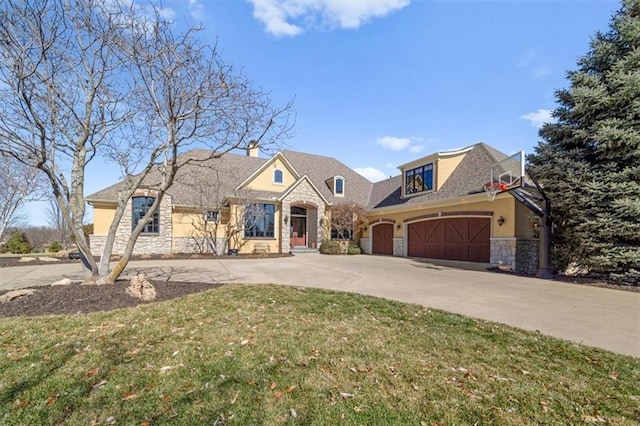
[405,163,434,195]
[273,169,284,184]
[205,210,219,223]
[335,176,344,196]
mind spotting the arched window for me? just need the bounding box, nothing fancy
[274,169,284,184]
[335,177,344,196]
[132,196,160,233]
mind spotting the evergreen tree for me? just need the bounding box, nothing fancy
[528,0,640,284]
[7,231,32,254]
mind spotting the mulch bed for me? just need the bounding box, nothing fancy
[0,281,223,318]
[0,253,290,268]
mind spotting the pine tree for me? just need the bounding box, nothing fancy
[528,0,640,284]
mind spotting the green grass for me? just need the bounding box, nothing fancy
[1,285,638,425]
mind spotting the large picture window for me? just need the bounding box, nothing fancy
[244,203,275,238]
[405,163,434,195]
[132,196,160,233]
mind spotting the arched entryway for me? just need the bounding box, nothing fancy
[290,206,307,247]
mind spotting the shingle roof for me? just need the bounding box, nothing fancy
[86,149,268,205]
[281,150,374,206]
[368,143,508,209]
[86,143,511,211]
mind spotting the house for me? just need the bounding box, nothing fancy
[86,142,540,274]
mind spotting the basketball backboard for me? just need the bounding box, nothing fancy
[491,150,525,188]
[485,151,526,201]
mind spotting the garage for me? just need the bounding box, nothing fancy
[371,223,394,255]
[407,217,490,262]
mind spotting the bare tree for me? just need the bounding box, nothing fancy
[178,165,265,255]
[329,202,368,253]
[22,225,58,252]
[46,197,72,249]
[0,155,47,241]
[0,0,292,283]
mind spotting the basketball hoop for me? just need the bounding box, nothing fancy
[484,182,508,201]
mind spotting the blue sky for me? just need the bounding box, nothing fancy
[25,0,619,225]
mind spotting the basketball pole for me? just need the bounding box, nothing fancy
[531,173,553,279]
[536,199,553,279]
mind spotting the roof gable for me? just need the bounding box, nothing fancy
[277,175,331,205]
[235,151,300,191]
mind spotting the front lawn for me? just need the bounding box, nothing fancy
[1,285,638,424]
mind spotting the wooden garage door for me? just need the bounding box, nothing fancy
[407,217,490,262]
[372,223,394,255]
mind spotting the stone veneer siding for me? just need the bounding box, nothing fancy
[393,237,404,257]
[173,236,228,255]
[280,180,326,254]
[90,194,173,256]
[359,237,370,254]
[516,239,539,275]
[490,237,516,270]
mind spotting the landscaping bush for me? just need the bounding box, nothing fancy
[6,231,31,254]
[319,240,341,255]
[48,241,62,253]
[347,245,361,255]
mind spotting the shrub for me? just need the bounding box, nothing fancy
[347,245,361,255]
[48,241,62,253]
[7,231,32,254]
[319,240,341,255]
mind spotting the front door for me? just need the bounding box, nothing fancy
[290,216,306,247]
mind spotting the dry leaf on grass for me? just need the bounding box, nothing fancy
[122,392,138,401]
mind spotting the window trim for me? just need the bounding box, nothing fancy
[334,176,345,197]
[244,203,276,239]
[132,196,160,234]
[273,169,284,185]
[404,163,434,197]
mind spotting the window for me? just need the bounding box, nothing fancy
[132,196,159,233]
[205,210,219,222]
[331,229,353,240]
[405,163,434,195]
[273,169,284,184]
[244,203,275,238]
[335,177,344,196]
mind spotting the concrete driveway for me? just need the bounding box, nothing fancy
[1,254,639,358]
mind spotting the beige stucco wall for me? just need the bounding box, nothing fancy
[435,153,466,191]
[92,203,116,236]
[245,157,297,192]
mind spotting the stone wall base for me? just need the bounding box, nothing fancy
[490,238,517,270]
[360,237,370,254]
[516,239,539,275]
[393,238,404,257]
[173,237,227,255]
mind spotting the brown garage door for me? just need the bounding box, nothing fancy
[372,223,394,255]
[407,217,490,262]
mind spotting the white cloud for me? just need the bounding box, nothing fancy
[376,136,411,151]
[354,167,389,182]
[521,109,553,128]
[376,135,429,153]
[531,65,551,79]
[189,0,206,21]
[247,0,410,37]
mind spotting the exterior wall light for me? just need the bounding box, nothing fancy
[497,216,505,227]
[396,223,401,230]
